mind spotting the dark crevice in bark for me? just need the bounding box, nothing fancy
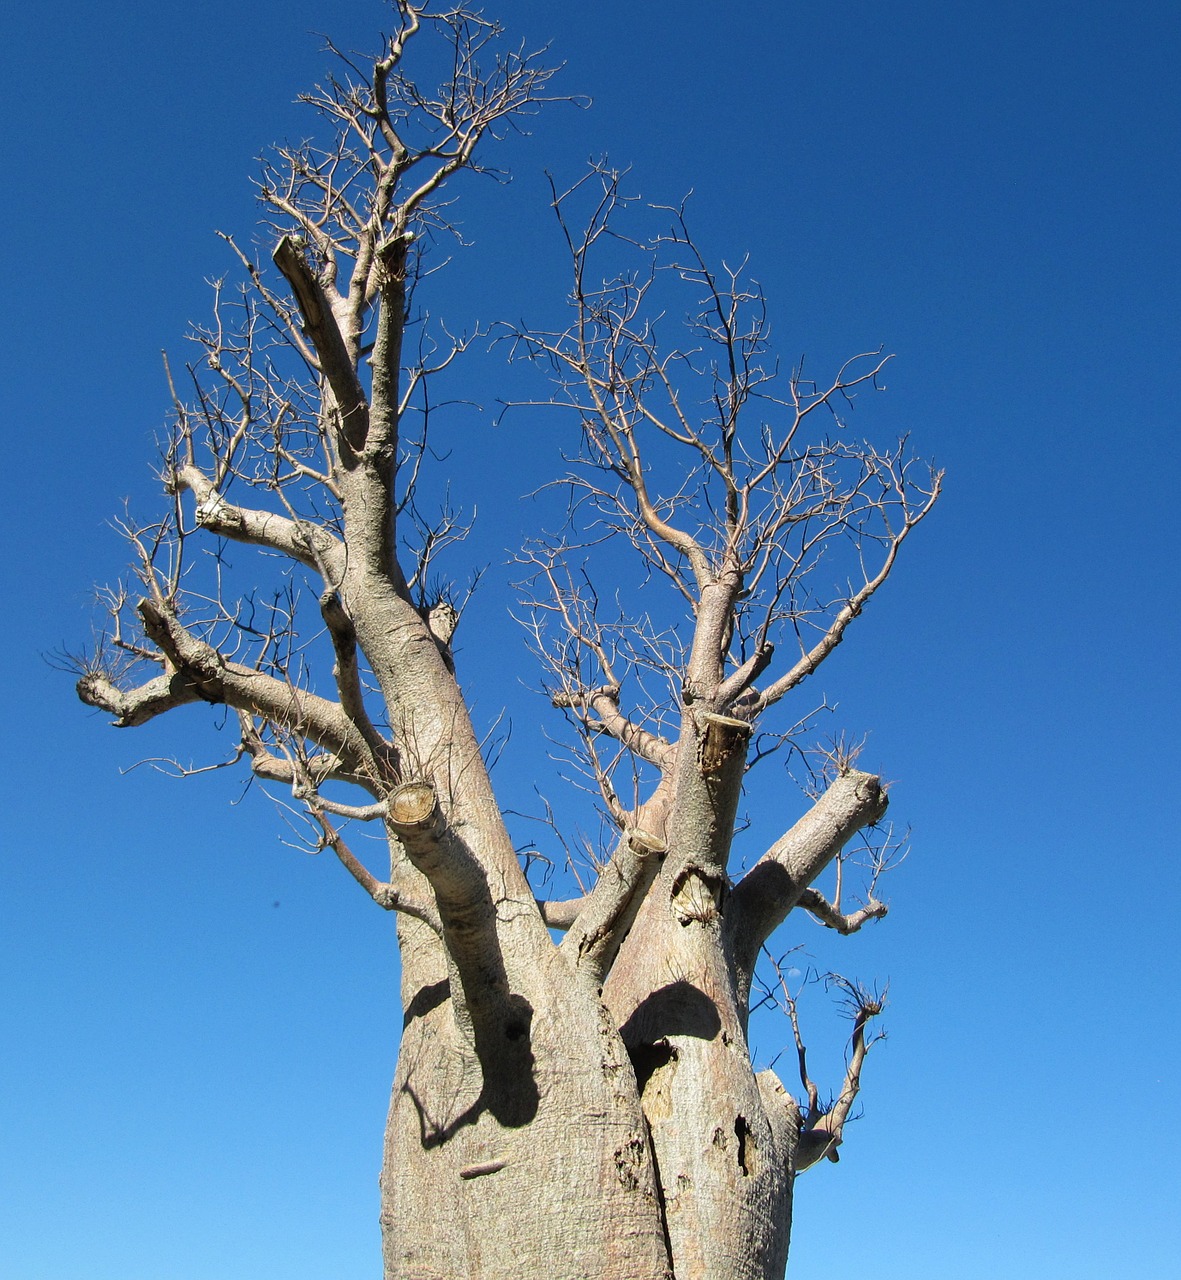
[734,1113,759,1177]
[640,1115,676,1278]
[630,1038,677,1095]
[625,1037,678,1272]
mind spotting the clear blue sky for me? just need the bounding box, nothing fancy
[2,2,1179,1277]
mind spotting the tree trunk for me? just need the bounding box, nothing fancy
[72,14,937,1277]
[381,919,674,1280]
[378,883,800,1280]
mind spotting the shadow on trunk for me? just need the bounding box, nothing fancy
[401,989,539,1146]
[620,978,723,1050]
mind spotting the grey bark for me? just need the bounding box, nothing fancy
[74,7,940,1278]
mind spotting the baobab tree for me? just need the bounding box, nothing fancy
[75,4,940,1278]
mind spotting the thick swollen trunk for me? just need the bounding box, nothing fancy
[380,920,674,1280]
[349,603,670,1274]
[378,910,797,1280]
[373,774,887,1280]
[603,891,796,1280]
[376,712,805,1280]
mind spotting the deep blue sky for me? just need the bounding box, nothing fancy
[2,2,1179,1277]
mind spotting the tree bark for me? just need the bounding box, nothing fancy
[382,920,673,1280]
[74,12,938,1277]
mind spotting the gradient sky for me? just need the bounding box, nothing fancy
[2,2,1179,1277]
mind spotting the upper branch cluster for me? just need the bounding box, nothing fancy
[73,5,937,1184]
[77,2,561,823]
[509,166,941,827]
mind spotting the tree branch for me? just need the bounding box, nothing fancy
[551,686,675,770]
[727,770,888,989]
[794,981,885,1173]
[309,807,440,929]
[272,235,369,449]
[366,238,409,459]
[536,897,585,930]
[173,463,344,576]
[77,668,206,727]
[385,781,522,1035]
[559,828,667,979]
[236,712,355,788]
[797,887,888,935]
[319,589,397,775]
[755,475,942,711]
[387,782,488,909]
[136,597,370,771]
[715,642,775,711]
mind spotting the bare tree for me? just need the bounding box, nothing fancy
[74,5,940,1277]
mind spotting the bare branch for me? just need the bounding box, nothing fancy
[135,597,371,772]
[235,711,352,788]
[385,781,537,1050]
[77,667,207,728]
[715,642,774,711]
[755,465,943,710]
[172,464,345,574]
[309,807,440,929]
[797,887,888,935]
[272,235,369,447]
[794,978,886,1172]
[536,896,585,930]
[551,686,675,771]
[319,588,397,775]
[727,770,888,990]
[559,827,667,979]
[511,169,941,749]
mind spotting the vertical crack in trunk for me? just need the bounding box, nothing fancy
[629,1039,678,1276]
[735,1113,759,1177]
